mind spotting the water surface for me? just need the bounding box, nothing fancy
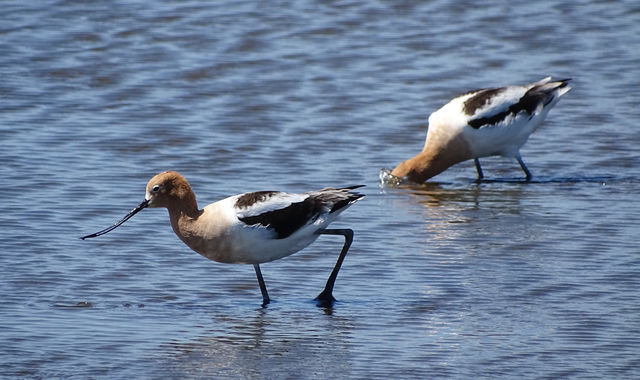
[1,0,640,378]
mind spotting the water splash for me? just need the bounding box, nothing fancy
[379,168,404,186]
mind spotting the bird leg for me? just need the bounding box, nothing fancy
[516,155,532,181]
[253,264,270,307]
[474,158,484,180]
[315,228,354,307]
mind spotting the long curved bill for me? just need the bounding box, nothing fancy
[80,199,149,240]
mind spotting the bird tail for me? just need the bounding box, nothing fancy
[533,77,572,98]
[309,186,365,213]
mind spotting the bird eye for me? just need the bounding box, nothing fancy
[152,185,161,192]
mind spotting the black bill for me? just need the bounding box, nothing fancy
[80,199,150,240]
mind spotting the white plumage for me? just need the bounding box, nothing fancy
[391,77,571,182]
[81,171,364,307]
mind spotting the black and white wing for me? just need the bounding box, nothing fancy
[461,77,571,129]
[234,186,364,239]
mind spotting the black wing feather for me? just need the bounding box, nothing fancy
[466,79,571,129]
[238,197,324,239]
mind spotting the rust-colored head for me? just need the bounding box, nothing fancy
[145,171,197,210]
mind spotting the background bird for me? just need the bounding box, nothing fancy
[391,77,571,182]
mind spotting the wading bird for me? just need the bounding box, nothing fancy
[391,77,571,182]
[81,171,364,307]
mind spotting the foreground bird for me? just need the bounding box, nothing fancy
[81,171,364,307]
[391,77,571,182]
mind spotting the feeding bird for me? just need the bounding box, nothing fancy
[391,77,571,182]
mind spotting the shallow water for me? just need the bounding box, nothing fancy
[2,0,640,378]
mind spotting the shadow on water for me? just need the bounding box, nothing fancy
[380,168,629,188]
[473,174,622,185]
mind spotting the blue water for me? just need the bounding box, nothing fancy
[2,0,640,378]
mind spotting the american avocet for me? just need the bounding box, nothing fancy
[81,171,364,307]
[391,77,571,182]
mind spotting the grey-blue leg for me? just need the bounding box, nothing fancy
[474,158,484,180]
[315,228,354,307]
[253,264,270,307]
[516,155,532,181]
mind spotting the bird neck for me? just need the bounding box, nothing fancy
[391,150,451,183]
[167,193,202,233]
[391,133,473,183]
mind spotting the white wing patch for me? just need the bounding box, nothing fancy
[234,192,309,219]
[466,86,528,120]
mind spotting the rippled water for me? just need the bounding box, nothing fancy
[2,0,640,378]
